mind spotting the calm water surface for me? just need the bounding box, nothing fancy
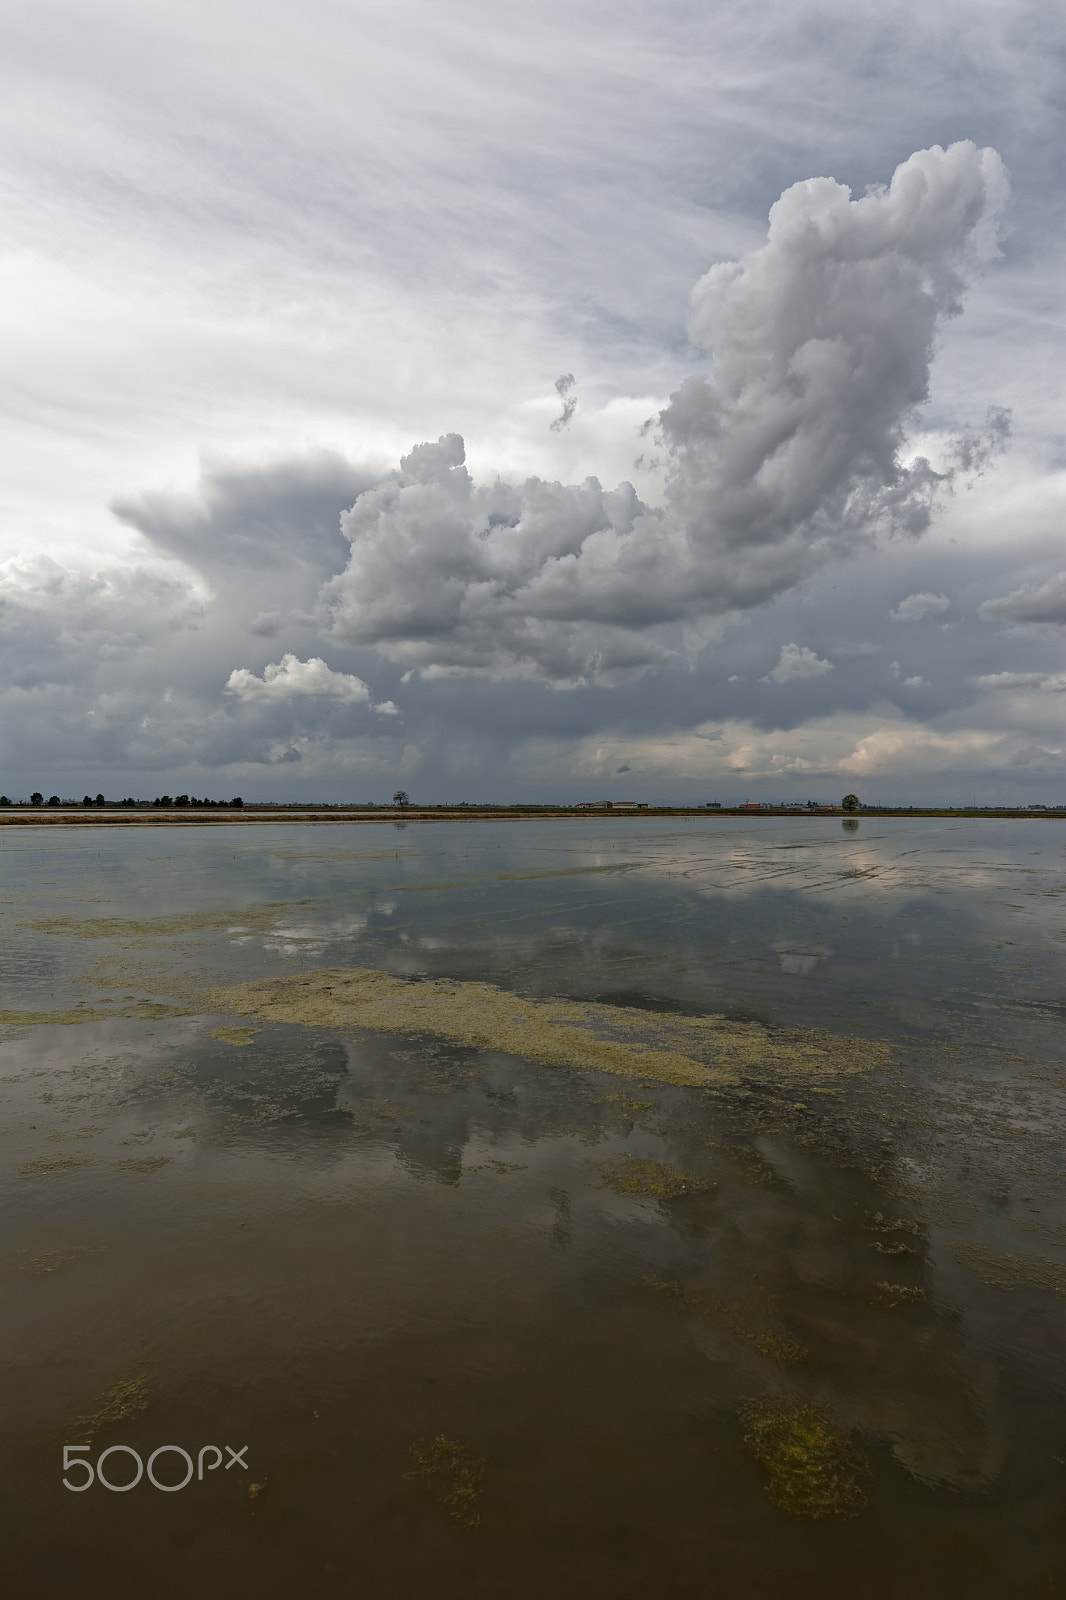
[2,817,1064,1598]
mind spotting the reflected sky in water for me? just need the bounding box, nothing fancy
[2,817,1064,1598]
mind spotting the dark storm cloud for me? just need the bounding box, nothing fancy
[112,452,383,577]
[1,452,405,790]
[322,145,1010,684]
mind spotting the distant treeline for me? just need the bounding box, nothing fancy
[5,793,244,808]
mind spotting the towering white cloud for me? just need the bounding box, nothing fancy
[322,143,1009,684]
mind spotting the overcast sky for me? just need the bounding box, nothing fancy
[2,0,1064,804]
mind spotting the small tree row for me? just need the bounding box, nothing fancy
[11,794,244,809]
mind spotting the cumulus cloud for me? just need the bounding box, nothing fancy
[760,643,835,683]
[0,553,203,679]
[976,671,1066,692]
[980,570,1066,626]
[322,143,1009,684]
[511,707,1054,793]
[226,654,373,704]
[890,591,950,621]
[837,725,1010,775]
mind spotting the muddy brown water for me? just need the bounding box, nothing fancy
[2,816,1064,1598]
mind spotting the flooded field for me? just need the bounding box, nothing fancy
[2,816,1064,1598]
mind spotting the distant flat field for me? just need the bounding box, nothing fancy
[1,808,1061,825]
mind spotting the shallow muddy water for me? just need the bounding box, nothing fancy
[2,816,1064,1598]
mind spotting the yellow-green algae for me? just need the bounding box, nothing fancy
[643,1278,808,1368]
[862,1211,924,1237]
[491,863,636,881]
[741,1396,871,1520]
[206,1025,258,1046]
[871,1281,926,1308]
[207,966,887,1092]
[954,1241,1066,1295]
[69,1359,153,1445]
[12,1244,106,1275]
[599,1093,656,1114]
[28,902,310,940]
[596,1156,715,1200]
[0,1001,189,1026]
[19,1155,94,1177]
[405,1435,486,1531]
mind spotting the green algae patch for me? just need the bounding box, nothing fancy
[862,1211,924,1238]
[596,1156,715,1201]
[954,1242,1066,1295]
[405,1435,486,1531]
[208,966,887,1093]
[212,968,729,1087]
[0,1001,189,1026]
[70,1359,153,1445]
[29,902,309,941]
[643,1278,808,1368]
[19,1155,94,1177]
[871,1281,926,1309]
[599,1093,656,1115]
[492,863,637,881]
[12,1244,106,1275]
[741,1396,871,1520]
[750,1332,811,1368]
[206,1025,258,1046]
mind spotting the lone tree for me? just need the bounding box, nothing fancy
[841,793,860,812]
[30,792,43,806]
[392,789,410,809]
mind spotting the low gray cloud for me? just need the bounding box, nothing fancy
[890,591,950,621]
[323,144,1009,684]
[0,554,203,687]
[976,670,1066,692]
[760,644,835,684]
[980,570,1066,625]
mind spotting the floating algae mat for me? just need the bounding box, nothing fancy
[595,1155,716,1200]
[4,815,1066,1598]
[741,1397,871,1520]
[211,965,886,1090]
[405,1435,487,1531]
[0,1000,190,1026]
